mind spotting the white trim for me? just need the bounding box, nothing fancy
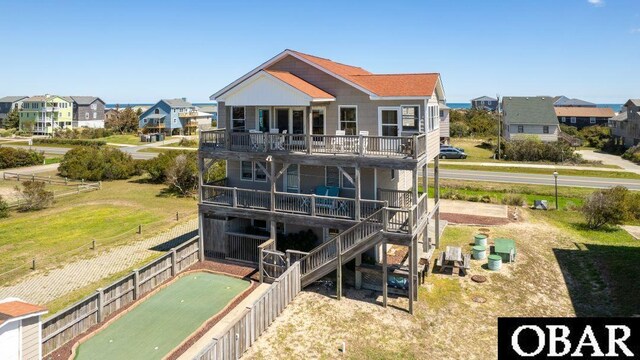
[338,105,358,135]
[400,104,421,132]
[370,96,430,101]
[378,106,402,137]
[240,160,254,182]
[284,164,300,193]
[254,161,268,182]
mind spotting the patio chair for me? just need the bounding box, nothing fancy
[314,185,340,211]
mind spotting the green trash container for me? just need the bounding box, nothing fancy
[472,245,486,260]
[488,254,502,271]
[474,234,487,246]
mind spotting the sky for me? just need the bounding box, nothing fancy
[1,0,639,104]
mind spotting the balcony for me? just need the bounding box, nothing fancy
[144,121,165,129]
[178,111,199,118]
[200,129,428,161]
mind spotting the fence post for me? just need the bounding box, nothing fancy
[176,212,179,221]
[92,239,96,250]
[96,288,104,322]
[31,258,36,270]
[65,177,68,185]
[171,248,177,276]
[138,225,142,234]
[132,269,139,300]
[259,248,264,284]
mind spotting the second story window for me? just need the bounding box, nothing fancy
[339,106,357,135]
[232,106,245,132]
[518,125,524,133]
[401,106,419,131]
[543,126,549,134]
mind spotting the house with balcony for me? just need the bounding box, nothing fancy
[611,100,640,147]
[139,98,213,135]
[440,104,450,144]
[198,49,445,313]
[502,96,559,142]
[471,96,498,111]
[70,96,106,128]
[0,96,28,127]
[19,95,73,135]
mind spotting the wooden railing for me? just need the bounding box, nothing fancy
[202,185,386,221]
[201,129,428,160]
[378,188,412,209]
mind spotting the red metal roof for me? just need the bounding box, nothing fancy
[0,301,46,325]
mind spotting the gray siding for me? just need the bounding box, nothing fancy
[505,124,559,142]
[21,316,40,360]
[73,100,105,123]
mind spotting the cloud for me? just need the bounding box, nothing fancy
[588,0,605,6]
[631,28,640,34]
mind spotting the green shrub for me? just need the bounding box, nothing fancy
[58,147,138,181]
[142,151,196,183]
[165,154,199,196]
[0,147,45,169]
[0,128,16,137]
[16,181,53,211]
[54,128,113,140]
[0,195,8,218]
[502,193,526,206]
[480,195,493,203]
[622,145,640,164]
[560,124,579,136]
[33,138,106,147]
[579,125,611,149]
[467,195,480,202]
[503,138,580,163]
[582,186,629,229]
[178,138,197,147]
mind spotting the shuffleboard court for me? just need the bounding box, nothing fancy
[74,272,250,360]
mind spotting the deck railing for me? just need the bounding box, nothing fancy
[201,129,428,159]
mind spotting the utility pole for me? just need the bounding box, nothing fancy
[497,94,501,160]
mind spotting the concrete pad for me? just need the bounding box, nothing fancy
[621,225,640,240]
[177,283,271,360]
[440,199,507,219]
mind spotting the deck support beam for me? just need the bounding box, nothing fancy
[337,238,342,300]
[382,241,388,308]
[354,166,361,220]
[408,240,415,315]
[355,253,362,290]
[412,167,418,206]
[434,156,441,249]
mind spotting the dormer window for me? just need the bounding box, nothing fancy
[154,109,160,114]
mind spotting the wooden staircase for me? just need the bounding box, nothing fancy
[297,208,385,287]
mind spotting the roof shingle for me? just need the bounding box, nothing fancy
[503,96,558,126]
[554,107,614,118]
[0,300,46,326]
[265,70,335,99]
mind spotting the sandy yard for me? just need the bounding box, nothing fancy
[243,215,578,360]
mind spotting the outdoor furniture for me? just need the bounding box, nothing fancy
[269,128,285,150]
[249,130,264,151]
[313,185,342,212]
[439,246,463,273]
[494,238,516,263]
[488,254,502,271]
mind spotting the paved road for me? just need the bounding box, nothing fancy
[437,168,640,190]
[576,149,640,175]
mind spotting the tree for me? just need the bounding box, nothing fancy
[21,119,35,134]
[3,107,20,129]
[581,186,628,229]
[579,125,611,149]
[108,106,138,134]
[16,181,53,211]
[0,195,9,218]
[165,154,198,196]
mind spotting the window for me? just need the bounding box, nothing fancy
[90,103,97,110]
[325,166,355,189]
[427,105,439,131]
[561,117,566,122]
[590,117,596,124]
[93,112,97,119]
[154,109,160,114]
[241,161,267,182]
[339,106,357,135]
[231,106,245,131]
[517,125,524,133]
[85,112,89,120]
[571,117,576,124]
[401,106,419,131]
[543,126,549,134]
[390,169,395,180]
[241,161,253,181]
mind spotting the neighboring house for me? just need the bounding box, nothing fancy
[198,104,218,127]
[0,96,28,127]
[19,95,73,135]
[105,108,120,126]
[139,98,212,135]
[555,106,614,129]
[70,96,106,128]
[440,103,450,144]
[200,49,445,312]
[552,95,596,107]
[470,96,498,111]
[502,96,559,142]
[0,298,47,360]
[611,100,640,147]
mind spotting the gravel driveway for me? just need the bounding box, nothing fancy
[577,150,640,174]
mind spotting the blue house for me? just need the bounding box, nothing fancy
[138,98,212,135]
[470,96,498,111]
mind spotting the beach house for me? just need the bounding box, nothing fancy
[554,106,614,129]
[138,98,213,135]
[198,49,445,312]
[552,96,596,107]
[70,96,106,129]
[611,99,640,147]
[0,298,47,360]
[19,95,73,135]
[0,96,28,127]
[471,96,498,111]
[502,96,559,142]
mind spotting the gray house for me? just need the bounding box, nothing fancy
[502,96,559,142]
[199,49,445,313]
[70,96,106,128]
[0,96,28,127]
[611,100,640,147]
[471,96,498,111]
[552,96,596,107]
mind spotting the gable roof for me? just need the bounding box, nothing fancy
[0,96,28,103]
[502,96,558,126]
[0,300,46,327]
[162,98,193,108]
[70,96,105,105]
[554,107,614,118]
[553,96,596,107]
[471,96,497,102]
[625,99,640,107]
[265,70,335,99]
[610,108,628,122]
[24,95,72,103]
[211,49,443,100]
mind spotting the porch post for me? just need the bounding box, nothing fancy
[422,164,428,199]
[408,240,415,315]
[382,241,388,308]
[270,160,276,212]
[270,220,277,248]
[434,156,441,249]
[307,107,312,154]
[412,167,418,205]
[355,253,362,290]
[354,166,361,220]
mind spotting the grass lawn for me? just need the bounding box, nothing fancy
[98,134,146,145]
[0,174,198,284]
[438,163,640,179]
[74,272,249,360]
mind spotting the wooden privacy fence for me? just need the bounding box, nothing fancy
[41,236,200,357]
[194,262,301,360]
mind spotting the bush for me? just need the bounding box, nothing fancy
[622,145,640,164]
[178,138,197,147]
[33,138,106,147]
[560,124,579,136]
[58,147,138,181]
[16,181,53,211]
[503,138,580,163]
[579,125,611,149]
[0,147,45,169]
[165,154,198,196]
[54,128,113,140]
[0,195,8,218]
[142,151,194,183]
[0,128,16,137]
[502,193,526,206]
[582,186,629,229]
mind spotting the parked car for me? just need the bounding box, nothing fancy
[439,148,467,159]
[440,144,465,152]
